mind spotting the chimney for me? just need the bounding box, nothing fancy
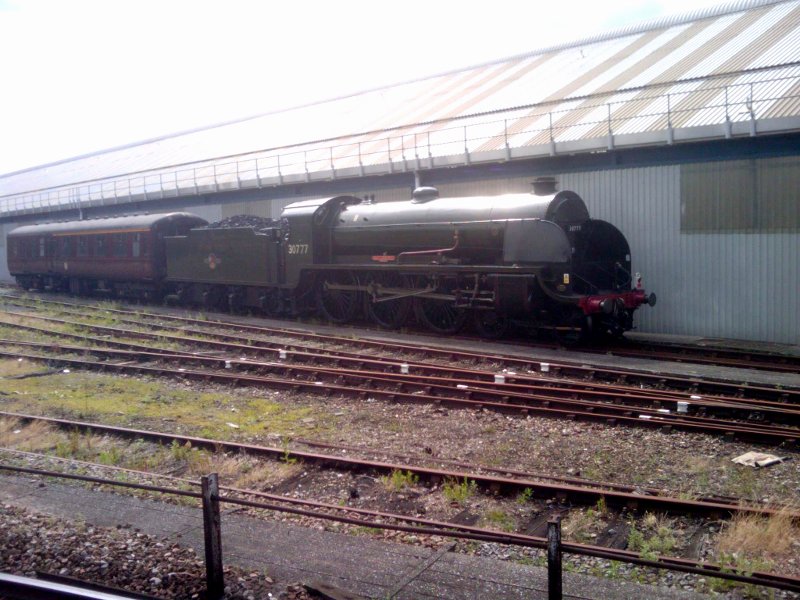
[532,177,557,196]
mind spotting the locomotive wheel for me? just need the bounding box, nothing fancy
[364,273,412,329]
[226,287,244,314]
[202,286,226,311]
[317,271,360,324]
[414,298,467,334]
[473,310,510,339]
[260,290,283,318]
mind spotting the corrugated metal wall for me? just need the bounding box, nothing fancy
[435,178,533,197]
[560,166,799,344]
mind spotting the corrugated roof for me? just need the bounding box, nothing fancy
[2,0,800,215]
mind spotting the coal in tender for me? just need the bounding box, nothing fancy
[205,215,277,231]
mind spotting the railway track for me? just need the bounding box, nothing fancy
[2,335,799,445]
[2,293,798,407]
[2,410,796,520]
[1,299,799,444]
[4,293,800,407]
[503,335,800,374]
[599,339,800,374]
[4,291,799,376]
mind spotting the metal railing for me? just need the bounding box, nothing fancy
[2,69,799,218]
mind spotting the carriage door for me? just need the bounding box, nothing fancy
[42,236,56,272]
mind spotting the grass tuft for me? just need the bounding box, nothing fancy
[717,508,799,557]
[443,477,477,506]
[381,469,419,493]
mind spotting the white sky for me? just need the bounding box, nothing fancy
[0,0,727,176]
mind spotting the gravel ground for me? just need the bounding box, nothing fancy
[0,503,313,599]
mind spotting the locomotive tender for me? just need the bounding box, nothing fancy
[7,185,655,341]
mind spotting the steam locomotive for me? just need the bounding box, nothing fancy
[7,184,655,342]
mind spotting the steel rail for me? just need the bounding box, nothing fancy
[4,331,798,427]
[598,342,800,374]
[4,312,799,423]
[0,438,752,513]
[2,410,797,521]
[3,294,798,401]
[3,344,798,445]
[289,437,772,506]
[2,461,799,593]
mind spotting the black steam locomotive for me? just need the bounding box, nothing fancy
[7,185,655,341]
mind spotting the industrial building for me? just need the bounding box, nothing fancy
[1,0,798,343]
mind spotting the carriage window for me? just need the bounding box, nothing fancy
[77,236,89,257]
[132,233,141,257]
[39,237,46,257]
[113,234,127,257]
[95,237,107,257]
[60,238,71,257]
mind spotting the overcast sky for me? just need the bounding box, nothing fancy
[0,0,727,176]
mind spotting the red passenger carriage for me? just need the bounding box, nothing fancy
[7,213,207,297]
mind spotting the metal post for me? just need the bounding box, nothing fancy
[504,118,511,161]
[724,86,732,138]
[666,94,674,145]
[607,103,614,150]
[427,131,432,161]
[202,473,224,600]
[547,516,562,600]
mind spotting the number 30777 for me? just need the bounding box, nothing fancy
[287,244,309,255]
